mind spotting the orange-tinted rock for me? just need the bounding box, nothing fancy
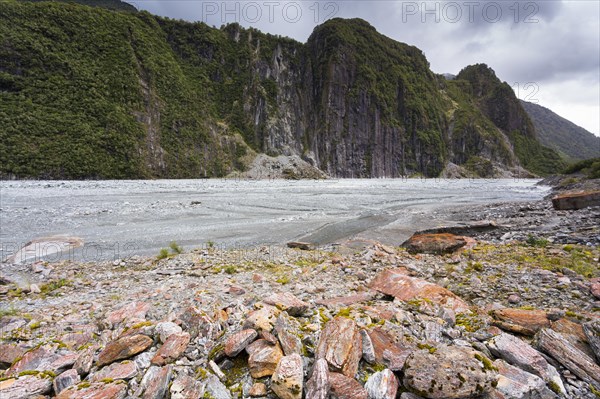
[264,292,310,316]
[329,372,367,399]
[315,292,377,308]
[170,374,204,399]
[369,268,470,313]
[402,233,468,254]
[244,304,280,332]
[491,309,550,336]
[316,317,362,378]
[367,328,413,370]
[249,382,268,397]
[7,346,77,376]
[551,318,594,358]
[275,313,303,356]
[0,343,28,367]
[97,334,153,367]
[139,365,172,399]
[152,332,190,365]
[272,354,304,399]
[91,360,138,382]
[105,302,150,327]
[57,382,127,399]
[247,339,284,378]
[224,329,258,357]
[0,375,52,398]
[552,191,600,210]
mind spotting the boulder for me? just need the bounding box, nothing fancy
[57,381,127,399]
[53,369,80,395]
[90,360,138,382]
[316,317,362,378]
[306,358,330,399]
[551,191,600,210]
[97,334,153,367]
[275,313,303,355]
[224,329,258,357]
[264,292,310,316]
[369,269,469,313]
[364,369,399,399]
[272,354,304,399]
[170,374,204,399]
[151,332,190,365]
[329,372,367,399]
[247,339,284,378]
[0,375,52,399]
[490,309,550,336]
[402,233,468,255]
[582,319,600,362]
[138,365,172,399]
[402,346,498,399]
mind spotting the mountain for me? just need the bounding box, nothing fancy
[22,0,138,12]
[521,100,600,162]
[0,1,565,178]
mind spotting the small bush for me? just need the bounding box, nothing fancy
[169,241,183,254]
[526,234,548,248]
[157,248,169,260]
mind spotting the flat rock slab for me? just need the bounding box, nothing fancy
[264,292,310,316]
[138,365,172,399]
[402,346,498,399]
[490,308,550,336]
[91,360,138,382]
[315,292,377,307]
[494,359,557,399]
[367,328,413,370]
[224,329,258,357]
[552,191,600,210]
[57,381,127,399]
[105,302,151,327]
[369,268,470,313]
[97,334,153,367]
[0,375,52,399]
[53,369,81,395]
[7,346,76,376]
[152,332,190,365]
[329,372,367,399]
[170,374,204,399]
[316,316,362,378]
[534,328,600,390]
[402,233,468,255]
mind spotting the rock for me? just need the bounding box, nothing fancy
[315,292,377,307]
[287,242,313,250]
[360,329,376,364]
[249,382,268,397]
[264,292,310,316]
[369,269,469,313]
[105,301,150,327]
[224,329,258,357]
[491,309,550,336]
[57,382,127,399]
[507,294,521,304]
[151,331,190,365]
[138,365,172,399]
[74,345,96,376]
[551,191,600,210]
[316,316,362,378]
[550,318,595,358]
[494,359,558,399]
[155,321,182,343]
[244,304,280,332]
[0,343,28,367]
[534,328,600,390]
[204,373,233,399]
[329,372,367,399]
[179,306,214,339]
[402,233,468,255]
[402,346,498,399]
[582,319,600,362]
[367,328,413,370]
[272,353,304,399]
[487,333,565,395]
[400,394,424,399]
[53,369,80,395]
[170,374,204,399]
[97,334,153,367]
[275,313,303,355]
[209,360,226,380]
[247,339,284,378]
[90,360,138,382]
[0,375,52,399]
[7,346,77,376]
[306,358,330,399]
[364,369,398,399]
[591,282,600,299]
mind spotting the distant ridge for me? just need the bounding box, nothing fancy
[521,100,600,161]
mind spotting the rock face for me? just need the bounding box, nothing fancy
[369,269,470,313]
[552,191,600,210]
[97,334,153,367]
[271,353,304,399]
[1,3,563,179]
[316,317,362,378]
[402,233,468,255]
[402,346,498,399]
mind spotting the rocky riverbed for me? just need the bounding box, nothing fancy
[1,183,599,399]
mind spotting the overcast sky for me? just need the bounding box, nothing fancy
[126,0,600,137]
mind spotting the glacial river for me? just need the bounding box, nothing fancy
[0,178,549,262]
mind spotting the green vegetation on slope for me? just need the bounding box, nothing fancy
[521,100,600,162]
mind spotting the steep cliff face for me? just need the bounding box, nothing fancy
[0,2,565,178]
